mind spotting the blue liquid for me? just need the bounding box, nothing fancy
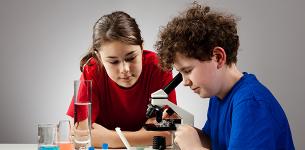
[39,145,59,150]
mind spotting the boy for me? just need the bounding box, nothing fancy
[155,3,294,150]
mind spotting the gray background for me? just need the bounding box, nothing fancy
[0,0,304,149]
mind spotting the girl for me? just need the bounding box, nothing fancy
[67,11,176,148]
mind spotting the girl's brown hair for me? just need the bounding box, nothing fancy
[80,11,143,72]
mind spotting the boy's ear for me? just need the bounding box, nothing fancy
[213,47,226,69]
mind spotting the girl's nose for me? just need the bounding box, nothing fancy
[121,61,130,73]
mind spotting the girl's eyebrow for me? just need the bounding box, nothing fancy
[106,56,117,59]
[106,50,137,59]
[125,50,136,56]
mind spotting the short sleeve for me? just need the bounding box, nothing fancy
[229,99,276,149]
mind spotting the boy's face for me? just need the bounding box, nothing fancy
[99,41,143,88]
[174,52,221,98]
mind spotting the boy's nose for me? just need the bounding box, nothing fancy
[183,78,192,86]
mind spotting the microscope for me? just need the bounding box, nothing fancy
[144,73,194,131]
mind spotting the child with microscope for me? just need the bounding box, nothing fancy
[155,3,294,150]
[66,11,176,148]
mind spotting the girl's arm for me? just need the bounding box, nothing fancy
[91,117,172,148]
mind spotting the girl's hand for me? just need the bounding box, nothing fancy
[91,123,112,147]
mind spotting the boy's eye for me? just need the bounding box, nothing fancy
[183,69,192,74]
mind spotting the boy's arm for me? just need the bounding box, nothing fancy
[195,127,211,149]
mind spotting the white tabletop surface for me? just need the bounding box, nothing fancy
[0,144,108,150]
[0,144,37,150]
[0,144,156,150]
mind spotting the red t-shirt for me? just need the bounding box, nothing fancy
[67,50,176,131]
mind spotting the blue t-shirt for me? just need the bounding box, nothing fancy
[202,72,294,150]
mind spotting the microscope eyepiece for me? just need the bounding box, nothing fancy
[163,73,182,94]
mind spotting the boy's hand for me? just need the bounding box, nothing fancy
[175,125,205,150]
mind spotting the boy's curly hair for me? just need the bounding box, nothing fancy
[155,2,240,70]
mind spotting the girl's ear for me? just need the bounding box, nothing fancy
[212,47,226,69]
[141,43,144,51]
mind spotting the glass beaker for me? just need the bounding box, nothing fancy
[73,80,92,150]
[38,123,59,150]
[57,120,73,150]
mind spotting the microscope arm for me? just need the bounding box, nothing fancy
[151,89,194,126]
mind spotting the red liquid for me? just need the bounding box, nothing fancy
[58,142,73,150]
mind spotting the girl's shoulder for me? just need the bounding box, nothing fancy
[82,57,102,77]
[143,50,159,65]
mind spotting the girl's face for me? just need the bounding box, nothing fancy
[99,41,143,88]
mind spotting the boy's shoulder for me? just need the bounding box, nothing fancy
[231,73,273,105]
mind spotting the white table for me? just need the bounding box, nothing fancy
[0,144,37,150]
[0,144,156,150]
